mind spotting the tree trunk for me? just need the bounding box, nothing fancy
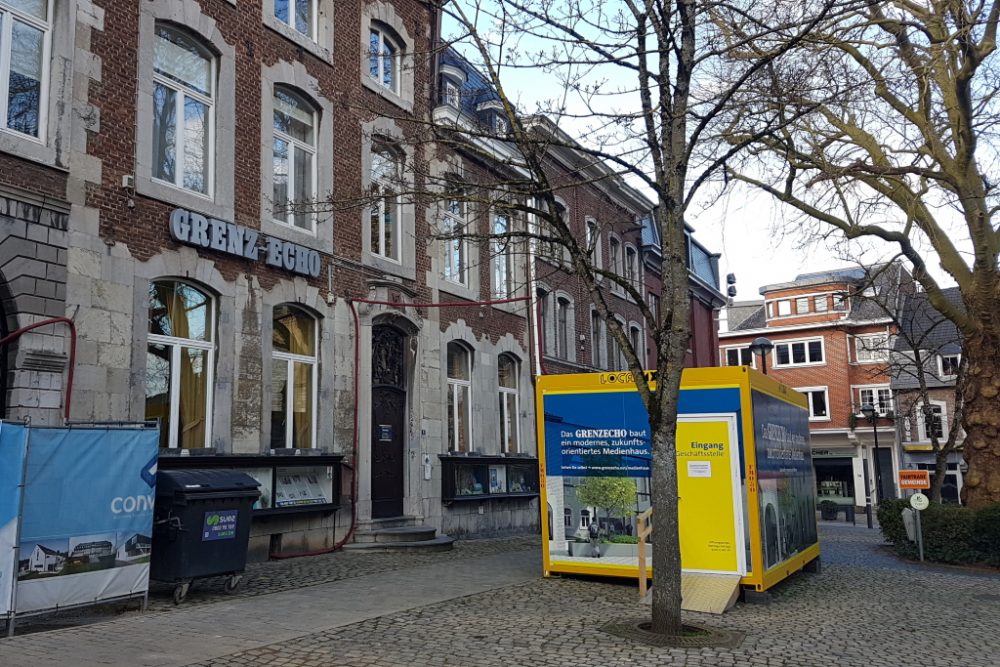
[961,329,1000,508]
[929,448,949,504]
[649,421,682,636]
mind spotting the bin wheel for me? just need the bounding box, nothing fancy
[172,582,190,605]
[224,575,243,594]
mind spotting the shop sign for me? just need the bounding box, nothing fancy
[899,470,931,490]
[169,208,322,278]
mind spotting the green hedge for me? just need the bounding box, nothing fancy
[877,499,1000,565]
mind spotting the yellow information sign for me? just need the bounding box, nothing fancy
[676,417,745,575]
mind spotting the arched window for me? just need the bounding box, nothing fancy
[145,280,215,449]
[370,139,402,261]
[271,305,317,449]
[447,342,472,452]
[498,354,520,453]
[556,296,570,359]
[152,24,215,195]
[369,24,401,94]
[272,86,317,231]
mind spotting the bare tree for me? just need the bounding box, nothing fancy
[724,1,1000,507]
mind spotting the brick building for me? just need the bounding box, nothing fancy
[720,265,914,511]
[0,0,722,557]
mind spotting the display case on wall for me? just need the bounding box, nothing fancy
[439,454,539,503]
[158,452,343,516]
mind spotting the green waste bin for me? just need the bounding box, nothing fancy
[151,469,260,604]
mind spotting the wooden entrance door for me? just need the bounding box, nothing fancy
[371,325,406,518]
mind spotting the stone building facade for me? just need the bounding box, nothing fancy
[0,0,723,557]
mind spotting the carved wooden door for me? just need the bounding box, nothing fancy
[371,326,406,518]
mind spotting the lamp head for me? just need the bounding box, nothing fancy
[860,403,876,421]
[749,336,774,358]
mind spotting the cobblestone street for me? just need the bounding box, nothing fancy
[4,524,999,667]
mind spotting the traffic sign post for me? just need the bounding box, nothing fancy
[910,492,929,562]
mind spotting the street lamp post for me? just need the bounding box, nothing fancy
[860,403,887,504]
[749,337,774,375]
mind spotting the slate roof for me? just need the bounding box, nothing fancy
[725,301,765,332]
[891,287,963,390]
[440,49,503,118]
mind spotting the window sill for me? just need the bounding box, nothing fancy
[0,130,66,172]
[263,16,333,64]
[773,362,827,369]
[362,251,415,281]
[262,217,332,254]
[137,176,234,223]
[360,75,413,114]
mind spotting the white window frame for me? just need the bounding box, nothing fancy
[939,353,961,378]
[609,236,622,287]
[443,77,460,107]
[629,324,643,366]
[773,337,825,368]
[832,293,848,311]
[721,345,756,368]
[795,297,810,314]
[625,244,639,292]
[146,283,215,450]
[0,0,51,142]
[492,210,515,298]
[916,400,947,442]
[777,299,792,316]
[591,309,604,367]
[271,86,318,233]
[271,308,318,449]
[442,196,468,286]
[498,354,520,454]
[855,385,893,416]
[586,218,602,269]
[855,333,889,364]
[369,26,400,95]
[447,343,472,452]
[151,25,216,197]
[796,386,830,422]
[370,140,401,263]
[814,295,828,312]
[273,0,317,40]
[556,296,571,359]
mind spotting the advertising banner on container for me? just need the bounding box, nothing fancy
[0,423,29,617]
[751,390,817,572]
[15,427,158,614]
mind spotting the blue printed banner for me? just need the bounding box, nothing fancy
[544,391,652,478]
[16,427,159,613]
[0,424,29,616]
[202,509,238,541]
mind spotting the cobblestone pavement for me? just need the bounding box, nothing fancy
[188,524,1000,667]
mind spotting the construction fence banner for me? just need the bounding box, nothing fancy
[14,425,158,615]
[0,423,29,617]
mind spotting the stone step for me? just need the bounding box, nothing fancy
[353,516,422,542]
[342,535,456,553]
[371,526,438,543]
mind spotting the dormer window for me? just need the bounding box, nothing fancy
[477,99,507,136]
[439,63,466,109]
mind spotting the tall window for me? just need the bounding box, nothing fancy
[0,0,48,138]
[447,343,472,452]
[442,196,467,285]
[625,246,638,290]
[493,211,515,298]
[564,507,572,528]
[556,297,570,359]
[145,280,214,449]
[609,237,621,277]
[610,321,626,370]
[369,26,400,94]
[537,288,549,355]
[272,87,316,231]
[586,220,601,266]
[858,386,893,415]
[591,310,603,367]
[152,25,214,195]
[919,403,946,441]
[629,325,642,366]
[274,0,314,39]
[370,140,401,261]
[498,354,520,453]
[271,305,317,449]
[648,293,659,323]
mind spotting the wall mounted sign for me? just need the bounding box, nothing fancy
[169,208,322,278]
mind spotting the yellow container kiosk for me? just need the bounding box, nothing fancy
[537,366,820,595]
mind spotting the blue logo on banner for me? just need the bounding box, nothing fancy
[141,454,158,488]
[202,510,238,541]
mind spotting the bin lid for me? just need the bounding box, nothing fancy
[156,469,260,497]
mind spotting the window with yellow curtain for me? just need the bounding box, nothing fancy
[145,280,214,449]
[271,304,317,449]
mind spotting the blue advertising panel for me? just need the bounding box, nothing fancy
[0,424,29,616]
[16,427,159,613]
[752,390,818,571]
